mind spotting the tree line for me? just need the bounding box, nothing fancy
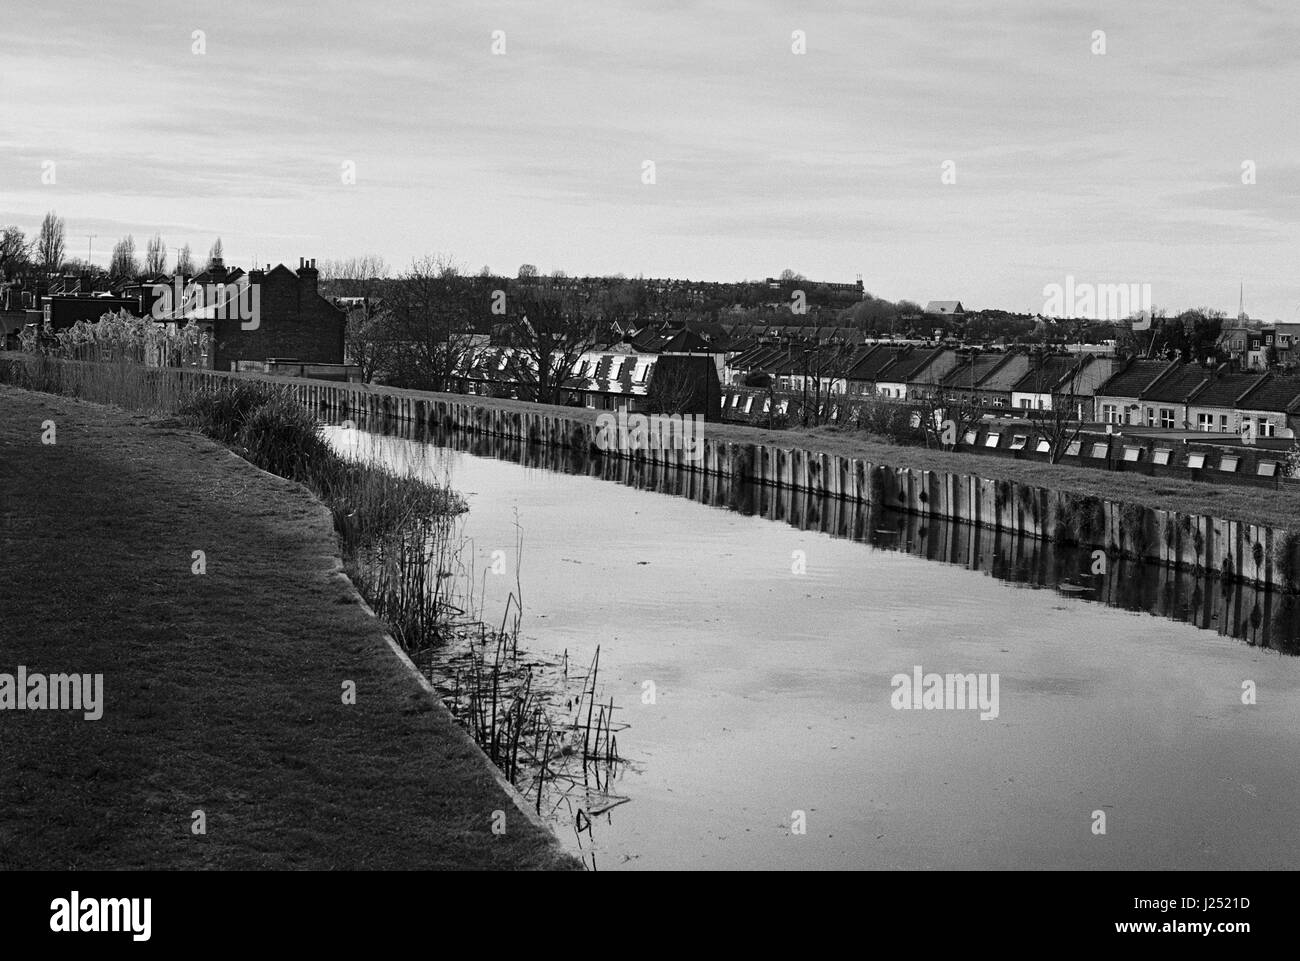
[0,212,226,284]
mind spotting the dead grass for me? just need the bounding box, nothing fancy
[0,385,577,870]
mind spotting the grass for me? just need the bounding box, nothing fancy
[0,384,577,869]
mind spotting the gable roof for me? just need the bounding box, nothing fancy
[940,352,1006,389]
[1187,369,1268,409]
[1237,374,1300,413]
[1011,356,1089,394]
[1139,364,1213,403]
[1095,358,1177,398]
[924,300,964,314]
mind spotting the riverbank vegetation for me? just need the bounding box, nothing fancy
[0,384,575,869]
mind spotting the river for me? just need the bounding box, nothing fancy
[326,419,1300,871]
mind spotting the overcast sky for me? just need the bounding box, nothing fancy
[3,0,1297,317]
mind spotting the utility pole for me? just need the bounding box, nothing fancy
[86,235,96,266]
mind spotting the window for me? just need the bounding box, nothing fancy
[1220,456,1240,472]
[1123,446,1142,462]
[1197,413,1213,431]
[1219,415,1229,432]
[1146,408,1156,427]
[1153,448,1172,465]
[1036,439,1051,453]
[964,430,979,446]
[1020,398,1031,409]
[1065,440,1083,457]
[1187,452,1206,469]
[1101,404,1119,423]
[1091,442,1109,459]
[1010,435,1027,450]
[762,397,771,413]
[1259,461,1279,477]
[1259,419,1276,438]
[993,397,1006,407]
[1159,408,1175,429]
[984,432,1001,447]
[744,396,755,413]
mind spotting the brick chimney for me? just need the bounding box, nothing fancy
[298,256,318,308]
[209,256,227,283]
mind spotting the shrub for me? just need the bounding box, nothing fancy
[237,395,335,481]
[180,380,283,443]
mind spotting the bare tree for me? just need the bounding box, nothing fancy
[144,233,167,275]
[318,254,389,287]
[323,255,393,383]
[1025,353,1090,464]
[0,225,32,278]
[207,237,223,267]
[108,235,139,282]
[518,263,538,279]
[381,255,487,391]
[509,281,603,405]
[36,212,65,273]
[915,350,986,449]
[176,244,195,276]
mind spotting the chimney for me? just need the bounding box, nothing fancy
[209,257,227,283]
[298,255,318,303]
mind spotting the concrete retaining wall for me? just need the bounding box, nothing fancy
[6,356,1296,593]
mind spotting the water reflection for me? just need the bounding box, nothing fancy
[333,412,1300,656]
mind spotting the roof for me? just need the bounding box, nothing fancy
[879,346,950,384]
[1095,359,1176,398]
[1186,369,1268,408]
[1011,356,1088,394]
[925,300,964,314]
[940,353,1006,389]
[845,344,902,382]
[1237,374,1300,413]
[1139,363,1213,403]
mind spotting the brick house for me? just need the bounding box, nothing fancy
[1093,358,1178,425]
[189,258,346,372]
[1184,368,1269,433]
[1234,374,1300,440]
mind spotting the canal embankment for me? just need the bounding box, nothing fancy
[0,384,577,869]
[4,353,1298,592]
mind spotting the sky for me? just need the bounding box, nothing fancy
[2,0,1298,318]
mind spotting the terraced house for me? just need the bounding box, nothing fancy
[1234,374,1300,439]
[1093,358,1179,425]
[1009,354,1116,417]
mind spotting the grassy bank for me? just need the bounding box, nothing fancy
[0,384,577,869]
